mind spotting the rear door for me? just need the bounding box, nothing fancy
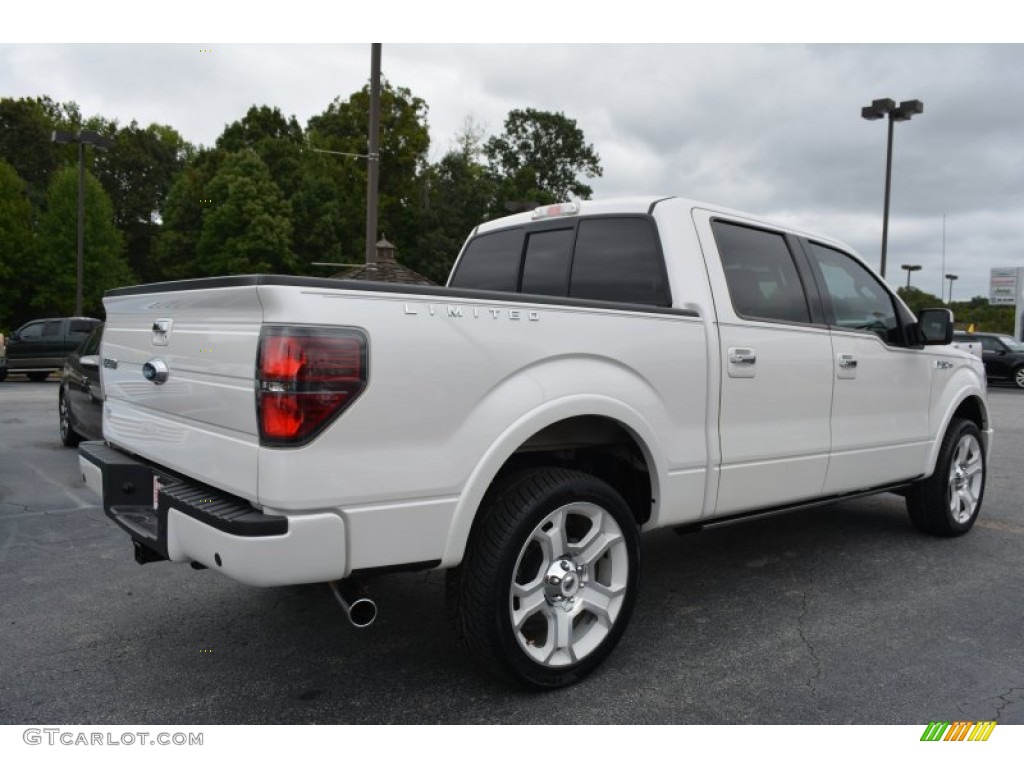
[694,212,834,515]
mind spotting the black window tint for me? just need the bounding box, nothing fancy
[980,336,1002,352]
[713,222,810,324]
[69,320,95,336]
[521,228,574,296]
[808,243,901,345]
[569,218,669,306]
[82,326,103,356]
[42,320,62,338]
[19,322,44,340]
[450,229,524,292]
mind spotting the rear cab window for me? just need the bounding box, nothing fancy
[450,215,671,308]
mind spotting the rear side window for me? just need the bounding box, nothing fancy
[569,218,669,306]
[450,229,523,291]
[69,319,96,336]
[453,216,670,307]
[713,221,811,324]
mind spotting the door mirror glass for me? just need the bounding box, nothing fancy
[917,308,954,345]
[80,355,100,370]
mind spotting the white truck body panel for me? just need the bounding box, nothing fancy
[82,195,991,589]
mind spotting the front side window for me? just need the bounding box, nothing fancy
[18,322,44,340]
[808,242,901,345]
[42,320,62,338]
[713,221,811,324]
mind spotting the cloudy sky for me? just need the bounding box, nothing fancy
[5,7,1022,302]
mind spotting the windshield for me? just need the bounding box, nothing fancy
[998,336,1024,352]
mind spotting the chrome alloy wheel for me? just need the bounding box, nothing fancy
[1015,367,1024,389]
[59,390,71,441]
[948,433,984,524]
[509,501,629,667]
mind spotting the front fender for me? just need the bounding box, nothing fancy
[926,370,991,477]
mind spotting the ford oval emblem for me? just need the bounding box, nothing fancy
[142,358,169,385]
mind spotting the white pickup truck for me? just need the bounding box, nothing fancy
[79,196,991,688]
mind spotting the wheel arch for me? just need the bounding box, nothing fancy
[926,388,991,477]
[439,397,664,569]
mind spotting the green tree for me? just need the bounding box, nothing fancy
[415,148,497,282]
[218,106,304,198]
[0,160,38,328]
[34,166,133,317]
[484,108,602,209]
[196,151,294,275]
[0,96,81,208]
[307,81,431,260]
[92,121,191,282]
[151,148,227,280]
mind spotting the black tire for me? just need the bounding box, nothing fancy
[907,418,985,537]
[0,369,7,382]
[448,467,640,689]
[59,387,81,448]
[1013,366,1024,390]
[27,371,50,382]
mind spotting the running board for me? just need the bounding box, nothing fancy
[675,479,921,534]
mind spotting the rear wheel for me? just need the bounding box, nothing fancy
[448,467,640,688]
[27,371,50,382]
[907,418,985,536]
[59,388,81,447]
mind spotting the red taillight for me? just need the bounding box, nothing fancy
[256,327,368,446]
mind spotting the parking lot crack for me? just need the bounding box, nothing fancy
[993,686,1024,721]
[790,570,822,710]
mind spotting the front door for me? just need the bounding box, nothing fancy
[802,242,932,493]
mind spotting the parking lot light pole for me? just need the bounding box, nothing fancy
[945,273,959,304]
[901,263,922,289]
[51,129,115,316]
[861,98,924,279]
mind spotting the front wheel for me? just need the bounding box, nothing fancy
[907,418,985,537]
[1013,366,1024,390]
[448,467,640,688]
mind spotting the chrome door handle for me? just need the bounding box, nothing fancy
[838,354,858,369]
[728,348,757,365]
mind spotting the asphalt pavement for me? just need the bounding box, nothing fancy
[1,378,1022,724]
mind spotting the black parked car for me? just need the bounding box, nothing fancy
[1,316,101,382]
[953,331,1024,389]
[59,323,104,447]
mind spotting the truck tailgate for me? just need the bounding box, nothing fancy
[100,284,262,502]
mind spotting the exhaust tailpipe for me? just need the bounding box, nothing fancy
[328,579,377,628]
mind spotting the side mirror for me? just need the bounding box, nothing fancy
[8,331,19,342]
[917,308,954,345]
[80,354,100,370]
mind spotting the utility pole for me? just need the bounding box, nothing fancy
[365,43,382,265]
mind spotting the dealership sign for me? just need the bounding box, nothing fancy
[989,268,1022,305]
